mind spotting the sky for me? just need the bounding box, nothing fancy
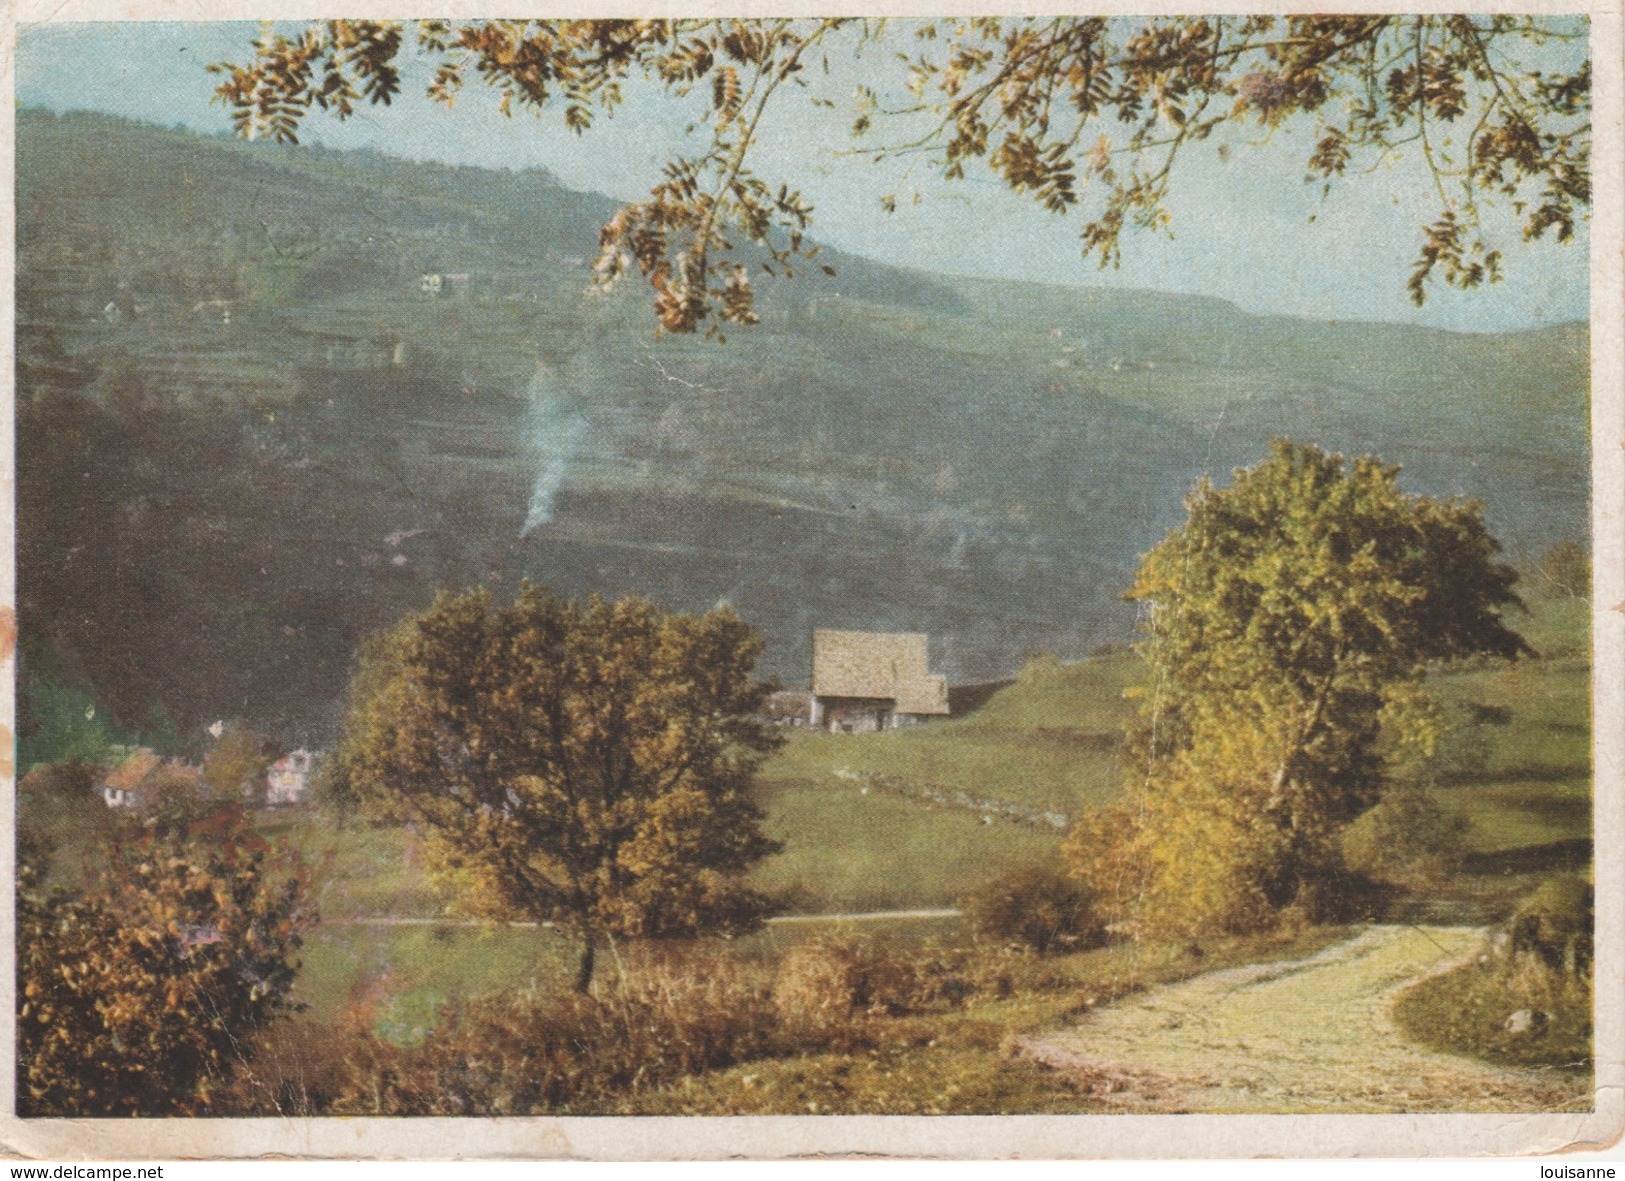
[14,19,1592,333]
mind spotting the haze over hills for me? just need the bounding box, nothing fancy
[14,109,1590,747]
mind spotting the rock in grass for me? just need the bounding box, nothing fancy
[1503,1008,1550,1035]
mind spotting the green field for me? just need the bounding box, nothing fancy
[261,816,455,920]
[294,924,570,1030]
[743,595,1590,919]
[1407,594,1591,909]
[748,652,1138,911]
[765,652,1137,810]
[750,782,1060,914]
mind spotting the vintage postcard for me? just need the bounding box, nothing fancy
[2,0,1621,1161]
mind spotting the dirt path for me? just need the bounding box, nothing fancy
[1018,925,1591,1113]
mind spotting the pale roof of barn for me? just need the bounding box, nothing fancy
[811,630,949,716]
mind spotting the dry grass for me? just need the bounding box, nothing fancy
[1394,954,1592,1071]
[320,952,785,1115]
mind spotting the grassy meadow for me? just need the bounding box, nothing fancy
[749,652,1137,912]
[749,593,1590,922]
[1404,594,1592,916]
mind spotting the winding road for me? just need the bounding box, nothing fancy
[1017,925,1592,1113]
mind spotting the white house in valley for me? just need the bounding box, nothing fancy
[266,749,315,806]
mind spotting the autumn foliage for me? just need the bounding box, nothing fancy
[211,18,1589,332]
[333,586,783,991]
[1068,442,1527,936]
[965,862,1106,954]
[16,808,310,1116]
[325,959,783,1115]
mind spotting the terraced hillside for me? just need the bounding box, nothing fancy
[16,109,1590,749]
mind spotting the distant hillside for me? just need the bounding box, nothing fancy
[14,109,1590,747]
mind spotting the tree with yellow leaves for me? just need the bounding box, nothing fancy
[1068,441,1527,935]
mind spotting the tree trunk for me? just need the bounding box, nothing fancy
[574,938,596,994]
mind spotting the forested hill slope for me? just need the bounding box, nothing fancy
[15,109,1589,746]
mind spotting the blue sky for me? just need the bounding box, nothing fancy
[16,20,1591,333]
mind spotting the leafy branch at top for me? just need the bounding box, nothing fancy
[210,16,1590,335]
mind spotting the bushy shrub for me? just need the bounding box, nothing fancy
[771,939,974,1031]
[1341,786,1471,883]
[1062,803,1151,933]
[16,760,112,866]
[219,1019,354,1116]
[1508,875,1592,974]
[965,862,1107,953]
[202,725,275,805]
[329,955,782,1115]
[17,759,100,811]
[16,809,309,1116]
[1066,766,1296,940]
[771,943,864,1029]
[1070,789,1394,937]
[1274,862,1400,929]
[859,944,976,1013]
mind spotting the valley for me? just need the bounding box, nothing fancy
[14,109,1590,750]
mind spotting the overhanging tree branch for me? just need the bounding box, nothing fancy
[211,16,1590,336]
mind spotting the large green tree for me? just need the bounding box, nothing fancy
[334,585,783,992]
[1067,441,1527,935]
[211,17,1589,335]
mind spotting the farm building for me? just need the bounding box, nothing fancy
[811,629,950,732]
[266,749,315,806]
[420,272,472,297]
[98,747,202,810]
[100,747,163,809]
